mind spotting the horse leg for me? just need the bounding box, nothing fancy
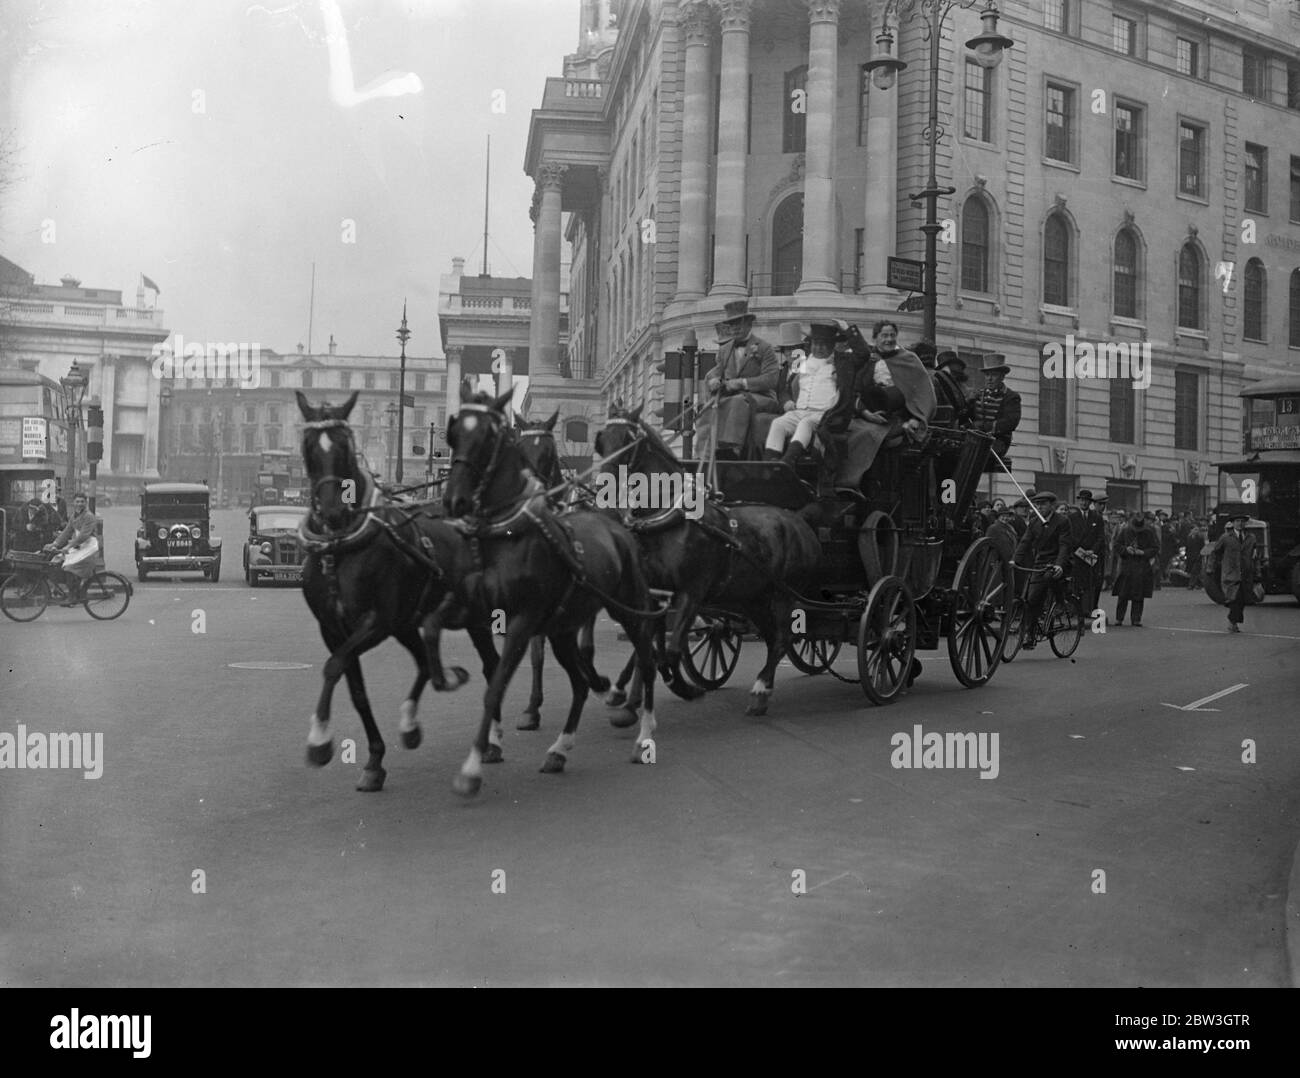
[745,603,789,718]
[465,623,507,761]
[306,612,382,767]
[421,597,470,691]
[540,629,590,774]
[621,619,658,763]
[394,628,428,750]
[342,660,388,792]
[604,650,637,708]
[454,615,536,797]
[608,648,643,729]
[518,635,545,731]
[575,615,609,693]
[661,593,706,702]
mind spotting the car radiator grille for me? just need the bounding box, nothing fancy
[276,539,301,565]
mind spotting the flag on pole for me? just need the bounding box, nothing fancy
[142,274,161,294]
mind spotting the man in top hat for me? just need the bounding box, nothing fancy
[932,350,971,422]
[696,299,779,460]
[751,321,805,453]
[968,353,1021,459]
[911,340,938,370]
[763,321,840,467]
[1012,490,1072,647]
[1210,511,1256,632]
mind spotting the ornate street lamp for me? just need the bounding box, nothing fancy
[395,301,411,484]
[680,328,699,459]
[59,359,89,501]
[864,1,1012,345]
[385,401,400,481]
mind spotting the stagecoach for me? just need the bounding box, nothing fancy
[672,417,1010,704]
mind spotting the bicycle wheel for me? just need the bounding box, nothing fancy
[1,571,51,621]
[82,571,131,621]
[1048,595,1084,658]
[1000,600,1025,663]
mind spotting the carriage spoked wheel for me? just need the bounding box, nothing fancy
[0,571,50,622]
[857,575,916,706]
[680,613,745,690]
[785,634,844,675]
[1047,595,1084,658]
[946,537,1009,688]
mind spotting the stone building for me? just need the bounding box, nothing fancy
[524,0,1300,514]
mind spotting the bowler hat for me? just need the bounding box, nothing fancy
[1076,489,1093,500]
[776,321,806,349]
[809,321,838,344]
[721,299,756,324]
[980,353,1011,373]
[936,350,964,370]
[1229,511,1251,522]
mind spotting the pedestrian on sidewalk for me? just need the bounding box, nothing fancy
[1112,510,1158,626]
[1210,512,1256,633]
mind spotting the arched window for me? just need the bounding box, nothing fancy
[1178,243,1202,329]
[783,66,808,153]
[771,193,804,296]
[1113,228,1138,318]
[961,196,989,292]
[1243,258,1266,340]
[1043,213,1070,305]
[1290,269,1300,348]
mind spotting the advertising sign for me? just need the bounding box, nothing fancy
[21,417,49,460]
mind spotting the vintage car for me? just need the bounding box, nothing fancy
[135,482,223,582]
[243,504,309,586]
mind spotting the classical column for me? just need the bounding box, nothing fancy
[708,0,752,299]
[99,359,117,477]
[676,1,712,301]
[595,166,612,380]
[860,16,899,299]
[444,344,463,417]
[797,0,841,293]
[494,347,514,421]
[529,161,568,377]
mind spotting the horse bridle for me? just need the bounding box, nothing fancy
[517,426,564,489]
[449,403,516,517]
[302,417,372,530]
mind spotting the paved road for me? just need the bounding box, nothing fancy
[2,506,1298,985]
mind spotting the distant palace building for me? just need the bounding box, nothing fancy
[523,0,1300,513]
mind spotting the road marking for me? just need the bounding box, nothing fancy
[1161,683,1248,712]
[806,871,866,894]
[1175,766,1197,772]
[228,661,313,670]
[1148,624,1300,642]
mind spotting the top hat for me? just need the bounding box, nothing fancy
[1030,490,1057,504]
[809,321,839,345]
[1076,489,1093,500]
[721,299,756,324]
[776,322,806,349]
[936,350,964,370]
[980,352,1011,373]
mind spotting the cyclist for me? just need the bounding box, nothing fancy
[1011,490,1071,649]
[42,491,100,606]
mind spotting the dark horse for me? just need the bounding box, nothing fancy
[441,389,659,796]
[594,404,822,717]
[513,410,606,731]
[296,390,500,791]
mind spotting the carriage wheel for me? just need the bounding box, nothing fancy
[1,571,50,622]
[857,576,916,706]
[857,510,900,589]
[785,634,844,675]
[680,614,744,690]
[1048,595,1084,658]
[946,537,1009,688]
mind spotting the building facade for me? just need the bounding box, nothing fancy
[524,0,1300,513]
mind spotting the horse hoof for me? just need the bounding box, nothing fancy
[745,698,768,717]
[608,708,639,729]
[517,712,540,731]
[484,744,504,764]
[355,767,386,792]
[604,690,628,708]
[400,727,422,750]
[451,666,470,688]
[306,740,334,767]
[452,773,482,798]
[540,752,566,774]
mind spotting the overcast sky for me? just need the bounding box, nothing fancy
[0,0,580,358]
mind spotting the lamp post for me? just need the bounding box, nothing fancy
[395,301,411,484]
[385,402,400,481]
[159,385,172,480]
[59,360,89,504]
[864,1,1012,345]
[681,328,699,459]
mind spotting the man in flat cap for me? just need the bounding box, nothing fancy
[1012,490,1072,648]
[751,321,805,454]
[968,353,1021,460]
[695,299,779,460]
[1210,511,1257,632]
[763,321,840,467]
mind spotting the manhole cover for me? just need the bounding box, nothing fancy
[228,661,313,670]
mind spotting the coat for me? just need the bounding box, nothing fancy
[1111,522,1158,599]
[696,332,780,452]
[931,368,970,422]
[968,384,1021,457]
[1013,511,1072,573]
[1210,529,1257,601]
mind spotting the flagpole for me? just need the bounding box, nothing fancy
[307,262,315,356]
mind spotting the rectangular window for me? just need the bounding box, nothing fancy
[265,427,279,451]
[858,65,870,146]
[1109,378,1135,444]
[270,371,281,388]
[1045,84,1074,163]
[268,406,280,424]
[782,68,807,154]
[1244,143,1267,213]
[1179,121,1205,198]
[1289,64,1300,110]
[1174,370,1199,450]
[1038,366,1067,437]
[413,407,426,430]
[1171,483,1207,517]
[414,373,426,392]
[364,373,375,389]
[436,407,446,429]
[389,374,399,391]
[301,370,313,389]
[1044,0,1067,34]
[244,406,256,423]
[340,371,351,389]
[1243,50,1268,98]
[1112,16,1136,56]
[1176,38,1199,78]
[964,60,991,142]
[243,428,256,453]
[1114,102,1142,181]
[1292,156,1300,222]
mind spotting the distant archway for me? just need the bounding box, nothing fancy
[770,193,804,296]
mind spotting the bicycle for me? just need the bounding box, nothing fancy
[1000,563,1083,662]
[0,550,132,622]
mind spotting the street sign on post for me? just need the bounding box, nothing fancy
[887,256,926,293]
[897,294,927,313]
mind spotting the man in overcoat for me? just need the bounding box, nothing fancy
[1210,512,1257,632]
[695,299,779,460]
[1073,489,1107,616]
[1012,491,1072,647]
[1111,510,1158,626]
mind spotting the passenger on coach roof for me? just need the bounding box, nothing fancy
[750,320,805,455]
[763,321,841,469]
[694,299,779,461]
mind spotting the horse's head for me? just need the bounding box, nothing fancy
[515,409,563,489]
[297,389,367,530]
[594,402,646,468]
[443,387,518,517]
